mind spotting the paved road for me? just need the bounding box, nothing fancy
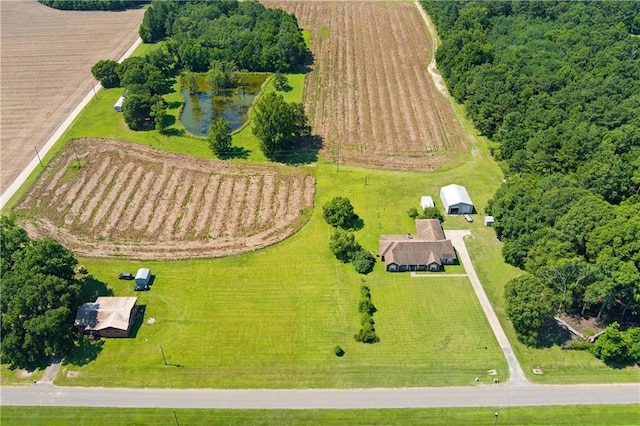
[2,383,638,409]
[446,230,530,386]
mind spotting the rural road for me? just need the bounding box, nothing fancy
[2,383,638,409]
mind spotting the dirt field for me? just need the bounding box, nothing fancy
[0,0,144,194]
[266,1,467,171]
[15,139,315,260]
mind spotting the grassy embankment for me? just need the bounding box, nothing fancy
[2,405,639,425]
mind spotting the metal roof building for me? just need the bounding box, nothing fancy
[440,184,474,215]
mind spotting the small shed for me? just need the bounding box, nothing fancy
[135,268,151,288]
[113,95,125,112]
[484,216,495,226]
[440,184,474,215]
[420,196,435,210]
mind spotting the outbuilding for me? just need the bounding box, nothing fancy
[135,268,151,290]
[484,216,495,226]
[420,196,435,210]
[440,184,474,215]
[113,95,125,112]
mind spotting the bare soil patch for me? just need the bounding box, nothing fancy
[266,1,467,171]
[15,139,315,260]
[0,0,144,193]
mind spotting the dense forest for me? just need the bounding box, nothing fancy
[39,0,147,11]
[139,0,308,73]
[422,0,639,364]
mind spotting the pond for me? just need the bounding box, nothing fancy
[180,74,268,137]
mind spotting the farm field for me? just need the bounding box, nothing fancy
[266,1,468,171]
[14,138,314,260]
[2,405,638,425]
[0,0,144,194]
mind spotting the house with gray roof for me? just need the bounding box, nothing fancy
[379,219,457,272]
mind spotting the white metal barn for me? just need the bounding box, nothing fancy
[440,184,474,215]
[420,196,435,210]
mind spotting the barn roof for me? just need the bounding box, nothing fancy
[440,184,473,207]
[75,297,137,332]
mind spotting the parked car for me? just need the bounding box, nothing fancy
[118,272,134,280]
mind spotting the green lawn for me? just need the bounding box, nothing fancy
[2,405,638,425]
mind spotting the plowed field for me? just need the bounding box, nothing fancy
[266,1,467,170]
[15,139,315,260]
[0,0,143,193]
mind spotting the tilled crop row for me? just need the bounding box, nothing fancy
[265,1,467,171]
[16,139,315,260]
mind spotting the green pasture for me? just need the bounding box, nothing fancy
[2,405,638,425]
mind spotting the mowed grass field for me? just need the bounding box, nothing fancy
[49,158,508,388]
[2,405,639,425]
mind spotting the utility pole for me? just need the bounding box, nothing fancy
[34,146,43,168]
[159,344,168,366]
[91,81,99,99]
[71,142,81,168]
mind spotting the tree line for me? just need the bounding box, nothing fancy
[139,0,308,73]
[39,0,147,11]
[422,0,639,362]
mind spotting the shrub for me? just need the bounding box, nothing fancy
[421,206,445,222]
[329,229,361,263]
[273,73,291,91]
[592,322,629,365]
[334,345,345,357]
[407,207,419,219]
[354,322,379,344]
[323,196,358,229]
[358,299,377,316]
[352,249,376,274]
[360,285,371,298]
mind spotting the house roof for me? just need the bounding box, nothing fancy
[382,240,456,266]
[75,297,137,332]
[440,184,473,207]
[415,219,446,240]
[379,219,456,267]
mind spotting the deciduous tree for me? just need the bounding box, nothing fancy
[208,118,232,157]
[252,92,310,161]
